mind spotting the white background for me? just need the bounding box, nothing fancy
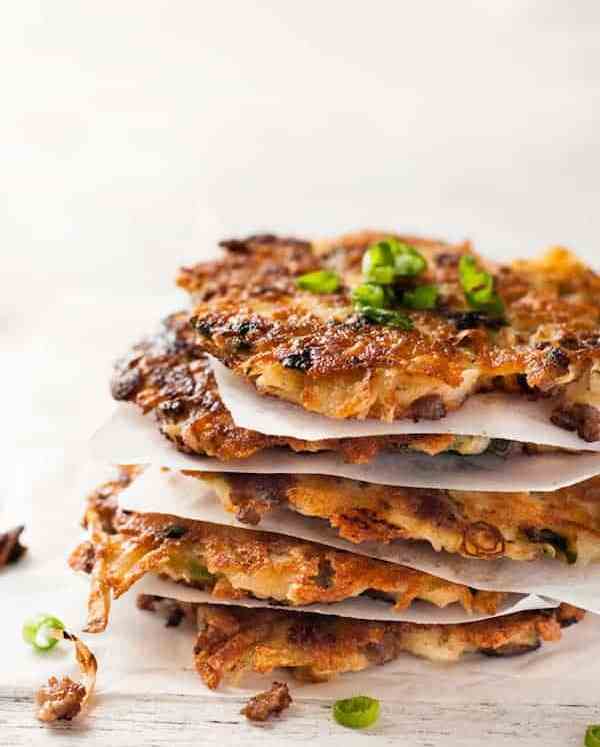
[2,2,600,744]
[3,1,600,453]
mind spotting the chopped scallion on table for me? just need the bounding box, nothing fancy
[333,696,380,729]
[586,725,600,747]
[22,614,65,652]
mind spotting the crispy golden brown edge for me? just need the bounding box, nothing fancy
[69,468,505,633]
[198,471,600,564]
[183,233,600,433]
[110,312,517,463]
[137,594,583,689]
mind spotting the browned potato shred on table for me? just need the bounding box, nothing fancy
[241,682,292,722]
[0,525,27,567]
[35,631,97,723]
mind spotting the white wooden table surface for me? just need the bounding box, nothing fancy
[2,689,598,747]
[3,2,600,744]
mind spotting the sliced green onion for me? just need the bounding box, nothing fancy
[402,284,439,310]
[459,255,493,303]
[458,255,504,314]
[188,559,215,582]
[296,270,340,294]
[471,292,505,315]
[333,696,380,729]
[390,241,427,276]
[362,238,427,283]
[359,306,413,330]
[351,283,390,309]
[586,725,600,747]
[23,614,65,652]
[362,241,396,284]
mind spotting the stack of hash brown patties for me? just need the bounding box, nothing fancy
[71,231,600,689]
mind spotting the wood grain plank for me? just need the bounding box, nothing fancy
[1,689,595,747]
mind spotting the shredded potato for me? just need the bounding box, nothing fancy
[69,470,505,632]
[178,232,600,436]
[35,630,97,723]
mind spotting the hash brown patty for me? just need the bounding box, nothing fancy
[138,595,583,688]
[111,313,571,461]
[182,232,600,436]
[197,470,600,564]
[69,467,504,633]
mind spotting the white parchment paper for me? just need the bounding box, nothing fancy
[211,357,600,450]
[92,404,600,492]
[119,467,600,614]
[114,469,556,624]
[2,447,599,707]
[133,575,555,625]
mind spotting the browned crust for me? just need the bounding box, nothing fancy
[70,468,504,632]
[182,600,583,688]
[110,313,575,461]
[178,235,318,302]
[182,233,600,426]
[199,471,600,564]
[110,312,494,462]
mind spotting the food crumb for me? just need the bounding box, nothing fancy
[0,525,27,567]
[35,676,86,722]
[34,630,97,724]
[241,681,292,722]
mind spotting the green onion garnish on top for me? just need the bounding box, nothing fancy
[391,241,427,276]
[586,725,600,747]
[351,282,391,309]
[350,238,432,327]
[361,241,396,284]
[22,613,65,652]
[402,284,439,310]
[296,269,341,294]
[333,696,380,729]
[362,238,427,283]
[458,255,504,314]
[359,306,413,330]
[458,255,493,302]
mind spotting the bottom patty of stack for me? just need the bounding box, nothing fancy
[137,595,583,689]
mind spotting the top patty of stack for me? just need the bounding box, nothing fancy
[110,312,587,463]
[176,231,600,437]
